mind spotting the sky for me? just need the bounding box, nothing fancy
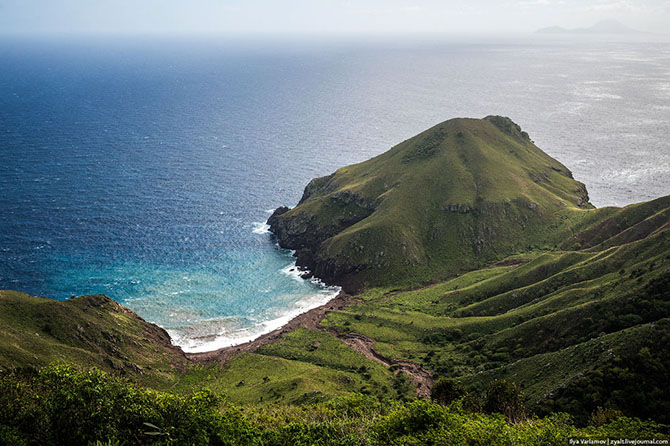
[0,0,668,35]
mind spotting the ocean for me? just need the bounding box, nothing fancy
[1,34,669,352]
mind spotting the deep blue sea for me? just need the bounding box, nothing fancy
[1,35,669,351]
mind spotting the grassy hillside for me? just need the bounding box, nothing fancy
[3,365,665,445]
[0,291,407,406]
[0,291,188,388]
[263,116,670,423]
[177,329,413,406]
[269,116,593,292]
[319,205,670,423]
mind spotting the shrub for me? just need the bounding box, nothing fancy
[391,373,415,401]
[483,379,526,423]
[431,378,466,406]
[590,407,624,427]
[0,364,260,446]
[0,365,666,445]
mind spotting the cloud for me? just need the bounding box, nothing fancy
[583,0,642,12]
[518,0,555,6]
[0,0,667,35]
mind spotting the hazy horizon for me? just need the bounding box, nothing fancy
[1,0,669,36]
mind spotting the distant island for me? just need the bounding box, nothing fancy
[536,19,643,34]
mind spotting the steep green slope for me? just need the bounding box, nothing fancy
[265,117,669,422]
[562,195,670,251]
[3,366,665,446]
[1,116,668,432]
[178,329,412,405]
[0,291,188,387]
[269,116,593,292]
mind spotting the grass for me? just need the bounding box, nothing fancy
[2,197,668,422]
[0,291,186,388]
[462,319,669,403]
[173,329,407,405]
[0,292,405,406]
[261,117,669,422]
[178,353,374,405]
[3,365,667,445]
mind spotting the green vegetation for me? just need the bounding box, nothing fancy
[0,291,188,388]
[176,349,401,406]
[0,365,257,446]
[320,236,670,423]
[1,365,666,445]
[256,328,411,401]
[0,292,406,407]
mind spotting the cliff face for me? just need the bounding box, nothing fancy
[269,116,594,292]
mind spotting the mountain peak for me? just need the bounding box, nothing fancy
[268,117,593,292]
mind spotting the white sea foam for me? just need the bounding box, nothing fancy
[252,221,270,234]
[582,80,619,85]
[175,284,341,353]
[281,264,306,282]
[575,85,622,100]
[656,83,670,95]
[165,257,341,353]
[605,163,670,184]
[554,101,588,115]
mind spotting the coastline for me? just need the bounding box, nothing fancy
[158,218,342,354]
[186,290,435,398]
[187,291,352,364]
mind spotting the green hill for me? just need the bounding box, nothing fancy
[269,116,593,292]
[320,207,670,423]
[0,291,407,405]
[0,291,189,388]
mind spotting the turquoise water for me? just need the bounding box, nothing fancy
[2,35,669,351]
[46,230,339,352]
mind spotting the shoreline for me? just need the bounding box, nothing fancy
[187,291,352,364]
[183,218,345,359]
[186,290,435,397]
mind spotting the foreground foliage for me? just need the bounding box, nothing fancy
[0,365,667,446]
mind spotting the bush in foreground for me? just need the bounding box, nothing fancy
[0,365,259,446]
[0,365,667,445]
